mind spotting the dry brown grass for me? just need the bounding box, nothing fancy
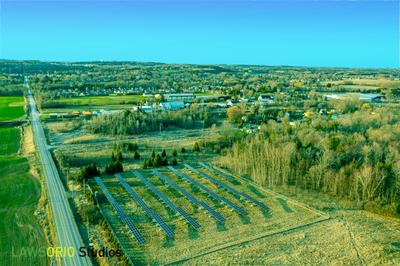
[62,135,98,144]
[21,125,35,155]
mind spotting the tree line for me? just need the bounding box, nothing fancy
[84,107,215,135]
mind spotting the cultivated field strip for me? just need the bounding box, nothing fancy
[116,174,175,238]
[95,177,146,244]
[153,169,225,223]
[133,170,201,229]
[168,166,248,216]
[187,163,269,213]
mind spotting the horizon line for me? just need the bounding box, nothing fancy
[1,58,398,70]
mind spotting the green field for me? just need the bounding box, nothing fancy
[0,128,20,155]
[0,156,47,265]
[0,96,25,121]
[0,111,47,264]
[47,94,147,106]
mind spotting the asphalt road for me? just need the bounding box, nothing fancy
[26,79,92,266]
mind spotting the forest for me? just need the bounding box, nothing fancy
[218,104,400,215]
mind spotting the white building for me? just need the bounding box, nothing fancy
[163,93,195,102]
[160,102,185,111]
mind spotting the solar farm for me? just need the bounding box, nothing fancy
[91,163,327,265]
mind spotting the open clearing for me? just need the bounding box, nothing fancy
[91,165,326,265]
[0,127,20,155]
[186,187,400,265]
[0,96,25,121]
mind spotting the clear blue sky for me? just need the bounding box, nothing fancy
[1,0,399,68]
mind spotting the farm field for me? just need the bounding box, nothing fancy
[0,97,47,265]
[0,127,20,155]
[0,155,47,265]
[322,78,400,90]
[45,94,147,106]
[0,96,25,121]
[44,93,216,107]
[91,165,326,265]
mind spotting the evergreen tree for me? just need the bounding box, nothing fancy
[133,151,140,160]
[193,142,200,152]
[161,149,167,157]
[181,147,186,153]
[154,154,162,167]
[142,160,148,169]
[172,149,178,157]
[161,157,168,166]
[117,151,123,162]
[171,158,178,166]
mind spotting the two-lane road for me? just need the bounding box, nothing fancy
[26,79,92,266]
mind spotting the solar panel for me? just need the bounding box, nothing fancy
[133,171,200,229]
[95,177,145,244]
[185,164,269,213]
[168,166,248,216]
[153,169,225,223]
[115,174,174,238]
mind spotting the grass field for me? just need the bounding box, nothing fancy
[0,156,47,265]
[188,188,400,265]
[0,105,47,265]
[0,127,20,155]
[0,96,25,121]
[47,95,146,106]
[323,78,400,89]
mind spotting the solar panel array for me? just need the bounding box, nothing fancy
[198,162,236,183]
[185,164,269,213]
[153,169,225,223]
[168,166,248,216]
[133,171,201,229]
[116,174,174,238]
[95,177,145,244]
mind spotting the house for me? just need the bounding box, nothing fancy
[227,99,239,106]
[160,101,185,111]
[133,105,154,113]
[258,94,275,104]
[163,93,195,102]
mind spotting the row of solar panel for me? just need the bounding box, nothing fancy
[152,169,225,223]
[198,162,236,183]
[133,171,201,229]
[187,163,269,213]
[96,164,268,244]
[95,177,146,244]
[168,166,248,216]
[116,174,175,238]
